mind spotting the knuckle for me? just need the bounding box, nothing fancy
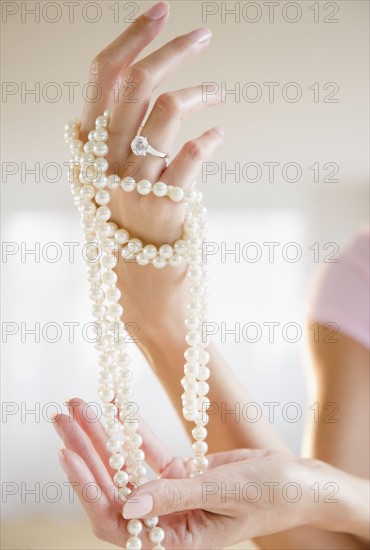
[169,35,191,55]
[165,484,183,512]
[125,64,151,88]
[89,52,112,81]
[184,139,203,161]
[155,92,183,117]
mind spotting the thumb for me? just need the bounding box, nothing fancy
[122,476,205,519]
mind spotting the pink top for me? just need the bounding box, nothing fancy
[308,227,370,349]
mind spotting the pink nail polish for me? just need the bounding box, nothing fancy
[188,27,212,44]
[123,493,153,519]
[144,2,169,20]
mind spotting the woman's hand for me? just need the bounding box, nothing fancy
[52,397,363,550]
[78,1,224,340]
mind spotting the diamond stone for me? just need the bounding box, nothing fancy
[131,136,149,156]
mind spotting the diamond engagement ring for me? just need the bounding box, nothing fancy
[131,135,169,160]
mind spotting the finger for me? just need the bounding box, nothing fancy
[53,413,120,508]
[108,27,212,167]
[59,448,125,546]
[162,127,224,188]
[80,1,170,138]
[122,476,203,519]
[124,85,222,181]
[207,448,269,469]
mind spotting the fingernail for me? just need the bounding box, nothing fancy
[58,448,68,474]
[144,2,169,20]
[214,127,225,137]
[189,27,212,44]
[123,493,153,519]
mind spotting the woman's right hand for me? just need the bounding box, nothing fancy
[77,1,224,339]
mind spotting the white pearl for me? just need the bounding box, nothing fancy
[159,244,173,260]
[137,179,152,195]
[149,527,165,544]
[117,353,130,367]
[95,115,108,128]
[135,465,147,477]
[115,229,129,244]
[107,222,117,236]
[65,121,78,132]
[144,517,158,528]
[83,142,95,154]
[96,206,111,222]
[130,434,143,448]
[136,252,149,266]
[185,316,200,330]
[152,181,167,197]
[118,487,131,500]
[89,287,104,302]
[88,130,96,142]
[70,139,83,154]
[106,287,121,301]
[126,536,142,550]
[192,426,207,440]
[80,152,95,163]
[168,186,184,202]
[183,408,198,421]
[80,185,95,200]
[94,128,109,142]
[102,270,118,285]
[107,174,121,189]
[106,438,121,453]
[98,387,114,403]
[94,157,109,173]
[94,142,109,157]
[133,449,145,461]
[102,254,117,269]
[114,470,129,487]
[121,176,136,192]
[95,189,111,205]
[174,239,187,256]
[198,381,209,396]
[193,456,209,470]
[143,244,157,260]
[109,453,125,470]
[127,519,143,537]
[92,304,108,318]
[169,254,183,267]
[199,350,210,364]
[152,256,166,269]
[185,331,202,346]
[93,175,108,189]
[109,303,123,318]
[192,440,208,455]
[198,366,210,380]
[184,348,199,362]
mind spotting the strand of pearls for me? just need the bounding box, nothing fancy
[65,112,210,549]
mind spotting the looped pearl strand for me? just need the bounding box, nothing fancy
[65,112,210,549]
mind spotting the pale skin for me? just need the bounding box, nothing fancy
[54,2,370,548]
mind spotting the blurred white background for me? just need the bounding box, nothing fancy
[1,1,369,548]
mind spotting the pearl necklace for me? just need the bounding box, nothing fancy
[65,112,210,550]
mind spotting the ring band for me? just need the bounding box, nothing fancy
[131,135,169,160]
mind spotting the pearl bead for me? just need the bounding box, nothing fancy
[137,179,152,195]
[102,270,117,285]
[109,303,123,318]
[115,229,129,244]
[159,244,173,260]
[102,254,117,269]
[114,470,129,487]
[192,426,207,440]
[119,486,131,500]
[185,331,202,346]
[184,348,199,362]
[94,142,109,157]
[198,366,210,380]
[117,353,130,367]
[192,440,208,454]
[92,304,108,318]
[193,456,209,470]
[168,186,184,202]
[126,536,142,550]
[153,256,166,269]
[95,189,111,205]
[107,174,121,189]
[95,115,108,128]
[130,434,143,448]
[98,387,114,403]
[149,527,165,544]
[106,438,121,453]
[80,185,95,200]
[199,350,210,365]
[94,157,109,173]
[109,453,125,470]
[144,517,158,528]
[185,316,200,330]
[127,519,143,536]
[93,175,108,189]
[143,244,157,260]
[96,206,111,222]
[88,130,96,141]
[80,152,95,163]
[136,252,149,266]
[94,128,109,142]
[174,240,187,256]
[197,381,209,396]
[152,181,167,197]
[106,287,121,301]
[121,176,136,192]
[169,254,183,267]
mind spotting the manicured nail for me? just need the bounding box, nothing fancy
[189,27,212,44]
[123,493,153,519]
[58,448,68,474]
[214,127,225,137]
[144,2,169,20]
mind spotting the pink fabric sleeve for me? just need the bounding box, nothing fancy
[308,227,370,349]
